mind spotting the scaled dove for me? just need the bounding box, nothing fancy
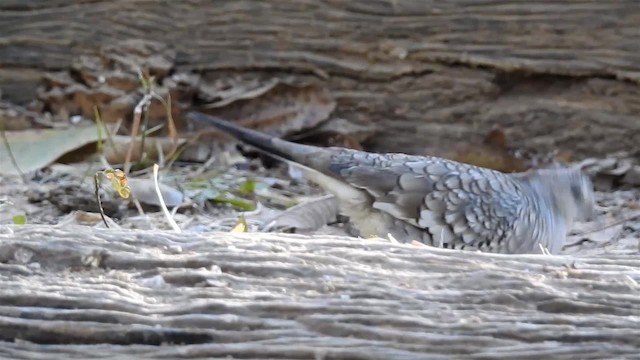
[188,112,595,255]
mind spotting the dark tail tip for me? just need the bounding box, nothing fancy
[186,111,292,160]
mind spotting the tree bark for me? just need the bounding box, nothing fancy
[1,1,640,158]
[0,225,638,359]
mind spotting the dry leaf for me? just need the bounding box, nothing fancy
[579,156,633,176]
[0,124,107,176]
[425,129,530,172]
[483,127,507,148]
[423,126,529,173]
[292,118,378,150]
[39,40,180,127]
[563,224,625,254]
[230,215,248,233]
[55,211,120,229]
[263,194,339,232]
[0,101,44,131]
[578,153,640,189]
[200,78,280,108]
[192,83,336,147]
[423,126,571,173]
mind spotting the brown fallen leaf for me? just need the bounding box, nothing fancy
[199,78,280,108]
[55,211,120,229]
[483,127,507,148]
[423,126,571,173]
[38,40,181,128]
[183,82,336,163]
[292,132,363,151]
[0,101,46,131]
[192,83,336,145]
[290,118,377,150]
[422,126,525,173]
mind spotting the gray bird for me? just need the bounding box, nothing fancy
[188,112,595,255]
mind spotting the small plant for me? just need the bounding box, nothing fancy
[0,199,27,225]
[94,168,131,227]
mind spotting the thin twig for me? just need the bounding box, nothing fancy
[152,164,181,232]
[0,121,27,183]
[124,93,152,174]
[94,173,109,228]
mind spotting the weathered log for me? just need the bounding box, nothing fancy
[1,1,640,158]
[0,225,638,359]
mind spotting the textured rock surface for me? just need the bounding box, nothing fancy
[0,225,638,359]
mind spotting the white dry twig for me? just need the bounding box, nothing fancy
[152,164,181,232]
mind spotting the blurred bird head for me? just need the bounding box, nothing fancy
[530,166,596,223]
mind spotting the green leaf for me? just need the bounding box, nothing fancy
[12,214,26,225]
[238,179,256,195]
[230,215,248,233]
[211,195,256,211]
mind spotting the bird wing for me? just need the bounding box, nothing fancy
[327,150,526,249]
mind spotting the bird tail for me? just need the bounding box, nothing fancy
[186,111,322,166]
[187,112,385,209]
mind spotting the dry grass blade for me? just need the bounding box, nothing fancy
[124,93,152,174]
[0,120,26,183]
[152,164,181,232]
[93,172,110,228]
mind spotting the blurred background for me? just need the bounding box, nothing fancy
[0,1,638,241]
